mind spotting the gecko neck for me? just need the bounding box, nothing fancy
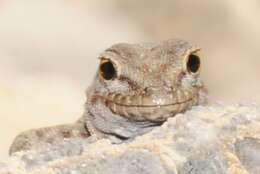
[84,101,162,143]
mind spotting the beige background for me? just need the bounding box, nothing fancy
[0,0,260,159]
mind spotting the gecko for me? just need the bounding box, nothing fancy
[9,39,207,155]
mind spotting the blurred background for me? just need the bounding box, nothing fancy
[0,0,260,159]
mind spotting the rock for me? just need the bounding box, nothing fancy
[1,104,260,174]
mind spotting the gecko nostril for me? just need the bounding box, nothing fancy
[143,87,157,93]
[143,86,173,95]
[143,87,149,92]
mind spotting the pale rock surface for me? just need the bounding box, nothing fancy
[1,104,260,174]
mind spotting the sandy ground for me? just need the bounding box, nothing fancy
[0,0,260,159]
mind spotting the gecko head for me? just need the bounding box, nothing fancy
[87,39,206,123]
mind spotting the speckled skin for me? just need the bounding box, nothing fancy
[9,39,207,154]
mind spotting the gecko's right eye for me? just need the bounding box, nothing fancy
[99,59,117,80]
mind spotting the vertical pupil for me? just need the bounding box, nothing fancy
[187,54,200,73]
[100,61,116,80]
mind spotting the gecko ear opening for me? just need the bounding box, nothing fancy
[99,59,117,80]
[186,54,200,74]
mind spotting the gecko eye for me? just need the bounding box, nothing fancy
[186,54,200,74]
[99,59,117,80]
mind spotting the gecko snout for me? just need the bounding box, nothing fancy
[92,85,197,122]
[142,86,176,105]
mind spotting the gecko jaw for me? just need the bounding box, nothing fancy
[103,97,193,108]
[91,91,197,122]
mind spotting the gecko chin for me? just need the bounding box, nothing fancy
[91,91,198,122]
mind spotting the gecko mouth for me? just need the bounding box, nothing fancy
[91,91,197,122]
[104,98,193,108]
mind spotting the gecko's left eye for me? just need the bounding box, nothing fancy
[99,59,117,80]
[186,54,200,74]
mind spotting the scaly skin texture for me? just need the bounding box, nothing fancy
[9,39,207,155]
